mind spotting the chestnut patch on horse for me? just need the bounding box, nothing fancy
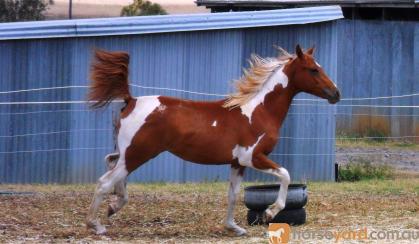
[120,98,137,119]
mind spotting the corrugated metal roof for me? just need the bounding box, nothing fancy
[0,5,343,40]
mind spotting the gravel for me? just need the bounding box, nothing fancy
[336,147,419,171]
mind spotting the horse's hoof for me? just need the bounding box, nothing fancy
[107,205,116,217]
[94,225,107,235]
[225,224,247,236]
[263,209,274,223]
[234,228,247,236]
[86,219,107,235]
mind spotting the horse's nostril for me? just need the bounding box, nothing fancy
[336,90,341,99]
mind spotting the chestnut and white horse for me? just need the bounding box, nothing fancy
[86,45,340,235]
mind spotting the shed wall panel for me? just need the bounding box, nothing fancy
[335,20,418,140]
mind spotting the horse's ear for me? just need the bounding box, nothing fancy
[307,46,315,56]
[296,44,304,59]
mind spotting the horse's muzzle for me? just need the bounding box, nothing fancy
[323,88,340,104]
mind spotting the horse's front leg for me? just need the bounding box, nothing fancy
[225,165,247,236]
[252,154,290,222]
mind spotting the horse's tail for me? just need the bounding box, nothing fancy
[88,49,132,109]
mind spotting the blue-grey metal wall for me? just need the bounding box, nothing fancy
[336,20,419,140]
[0,8,342,183]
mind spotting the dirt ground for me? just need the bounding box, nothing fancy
[1,177,418,243]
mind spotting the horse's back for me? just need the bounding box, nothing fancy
[119,95,240,164]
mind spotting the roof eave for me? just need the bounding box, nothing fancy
[0,5,343,41]
[196,0,418,8]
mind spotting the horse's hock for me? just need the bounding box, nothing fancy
[244,184,307,225]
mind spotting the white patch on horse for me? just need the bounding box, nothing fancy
[240,67,288,123]
[157,104,166,112]
[118,96,161,156]
[212,120,217,127]
[232,133,265,167]
[315,61,322,67]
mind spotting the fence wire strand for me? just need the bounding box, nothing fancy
[0,84,418,100]
[0,147,111,154]
[0,149,413,155]
[0,129,111,138]
[0,109,417,117]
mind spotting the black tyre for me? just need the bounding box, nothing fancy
[244,184,307,210]
[247,208,306,226]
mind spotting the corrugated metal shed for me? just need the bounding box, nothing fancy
[0,6,343,183]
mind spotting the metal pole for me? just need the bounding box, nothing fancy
[69,0,73,19]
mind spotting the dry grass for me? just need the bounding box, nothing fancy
[0,178,418,243]
[336,139,419,150]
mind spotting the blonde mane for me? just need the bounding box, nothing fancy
[223,47,293,109]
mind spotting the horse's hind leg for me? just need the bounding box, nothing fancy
[107,176,128,217]
[86,160,128,234]
[87,124,164,234]
[104,153,128,217]
[104,140,162,218]
[105,153,119,171]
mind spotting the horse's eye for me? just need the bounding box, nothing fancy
[309,68,318,74]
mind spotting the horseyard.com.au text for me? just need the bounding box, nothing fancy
[291,227,419,242]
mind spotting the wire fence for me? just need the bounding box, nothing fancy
[0,84,418,101]
[0,85,417,156]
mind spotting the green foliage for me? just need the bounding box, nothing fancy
[365,128,387,142]
[0,0,52,23]
[392,141,417,148]
[336,130,387,143]
[120,0,167,17]
[338,160,394,182]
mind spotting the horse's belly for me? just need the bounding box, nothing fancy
[169,140,234,164]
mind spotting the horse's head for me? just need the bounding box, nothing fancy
[284,44,340,104]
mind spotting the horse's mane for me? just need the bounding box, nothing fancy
[223,47,293,109]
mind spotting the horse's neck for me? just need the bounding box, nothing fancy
[263,84,296,129]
